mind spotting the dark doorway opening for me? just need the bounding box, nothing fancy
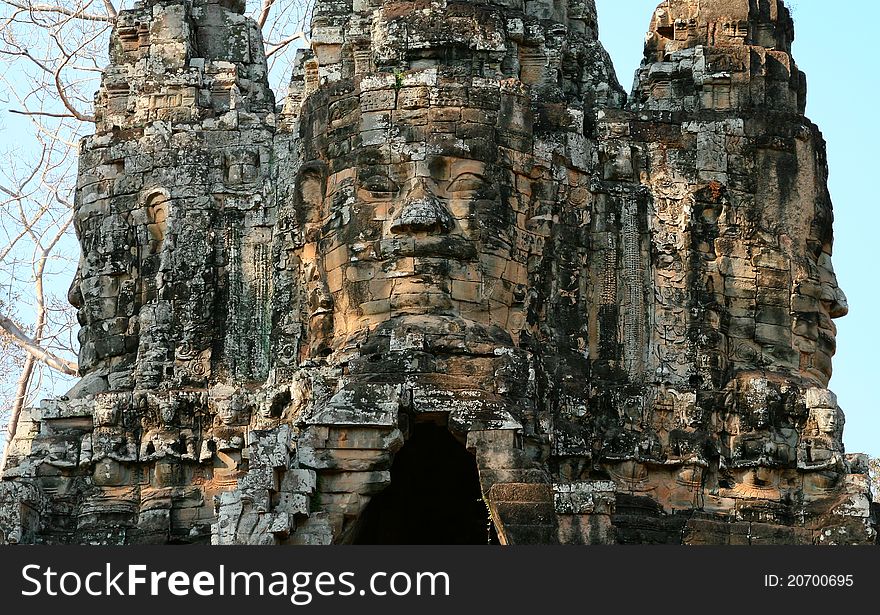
[352,422,499,544]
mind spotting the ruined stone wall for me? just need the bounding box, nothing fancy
[0,0,874,545]
[585,0,870,544]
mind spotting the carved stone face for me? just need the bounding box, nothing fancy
[350,153,497,311]
[750,404,770,430]
[295,76,540,355]
[818,253,848,319]
[813,406,840,435]
[159,398,176,425]
[68,212,134,370]
[806,387,842,436]
[789,193,848,384]
[216,400,241,426]
[93,394,121,426]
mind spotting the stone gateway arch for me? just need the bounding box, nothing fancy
[1,0,875,545]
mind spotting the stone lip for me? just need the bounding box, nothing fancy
[368,314,517,348]
[376,235,480,260]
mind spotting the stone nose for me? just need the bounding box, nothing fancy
[818,252,848,319]
[390,181,454,235]
[67,265,83,310]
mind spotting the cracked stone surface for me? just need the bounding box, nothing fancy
[1,0,875,545]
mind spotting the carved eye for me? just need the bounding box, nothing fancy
[360,175,400,195]
[807,240,824,261]
[447,173,486,194]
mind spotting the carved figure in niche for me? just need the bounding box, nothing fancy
[201,388,250,480]
[286,371,313,424]
[139,393,197,462]
[729,403,770,466]
[90,392,137,463]
[650,390,676,448]
[252,387,289,430]
[673,390,699,429]
[303,261,334,360]
[46,438,80,468]
[145,192,169,254]
[725,374,794,468]
[648,389,711,465]
[798,389,845,498]
[798,387,844,473]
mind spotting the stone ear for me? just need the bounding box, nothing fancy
[145,192,169,254]
[300,174,324,208]
[295,163,329,222]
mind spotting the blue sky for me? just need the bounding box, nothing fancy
[596,0,880,456]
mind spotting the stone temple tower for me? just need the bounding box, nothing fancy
[1,0,875,545]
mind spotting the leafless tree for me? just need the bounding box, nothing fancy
[0,0,312,458]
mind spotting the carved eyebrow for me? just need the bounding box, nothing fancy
[447,172,488,188]
[297,161,329,185]
[359,173,400,193]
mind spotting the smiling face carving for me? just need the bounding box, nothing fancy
[360,155,497,306]
[293,78,539,355]
[318,153,511,340]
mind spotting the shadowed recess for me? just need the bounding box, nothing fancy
[352,423,497,545]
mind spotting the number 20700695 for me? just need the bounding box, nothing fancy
[764,574,854,588]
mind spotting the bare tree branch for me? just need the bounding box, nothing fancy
[266,30,308,57]
[5,1,115,23]
[49,27,104,122]
[0,0,314,461]
[256,0,276,29]
[100,0,117,20]
[9,108,77,118]
[6,354,36,456]
[0,312,78,375]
